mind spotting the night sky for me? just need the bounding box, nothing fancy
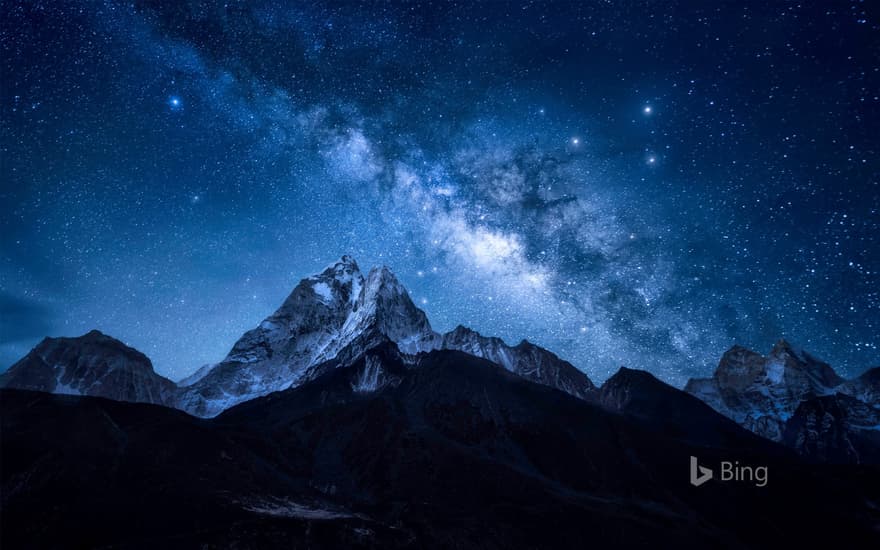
[1,1,878,385]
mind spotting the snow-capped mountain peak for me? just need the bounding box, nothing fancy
[685,340,852,441]
[4,257,598,418]
[177,257,443,416]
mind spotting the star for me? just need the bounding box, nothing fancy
[168,96,183,110]
[643,105,652,114]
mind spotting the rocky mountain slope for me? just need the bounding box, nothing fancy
[0,330,176,407]
[177,256,594,416]
[685,341,880,462]
[2,257,595,418]
[3,257,876,465]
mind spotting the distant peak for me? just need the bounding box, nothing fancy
[449,324,477,336]
[607,366,657,383]
[323,255,360,273]
[311,256,363,284]
[770,338,795,356]
[365,265,404,288]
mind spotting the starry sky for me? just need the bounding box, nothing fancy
[1,1,878,385]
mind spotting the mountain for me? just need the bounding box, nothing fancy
[178,256,594,417]
[684,341,880,464]
[684,340,845,441]
[0,330,176,407]
[176,362,215,387]
[839,366,880,405]
[440,325,596,399]
[782,393,880,464]
[3,344,878,548]
[598,367,777,449]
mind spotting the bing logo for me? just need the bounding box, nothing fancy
[690,456,768,487]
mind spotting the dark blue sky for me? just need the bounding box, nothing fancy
[1,1,877,385]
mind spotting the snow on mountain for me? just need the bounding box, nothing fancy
[837,366,880,406]
[176,363,216,387]
[440,325,596,399]
[177,255,370,417]
[684,340,876,444]
[2,256,597,417]
[0,330,177,407]
[178,256,595,416]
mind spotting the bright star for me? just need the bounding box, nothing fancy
[571,137,580,145]
[643,105,652,114]
[647,156,657,164]
[168,96,182,110]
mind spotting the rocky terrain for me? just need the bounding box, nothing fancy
[2,256,879,546]
[685,340,880,463]
[0,329,177,407]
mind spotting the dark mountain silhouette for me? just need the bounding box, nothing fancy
[3,343,879,548]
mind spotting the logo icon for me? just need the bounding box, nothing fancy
[690,456,713,487]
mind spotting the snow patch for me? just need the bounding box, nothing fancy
[241,497,357,520]
[765,360,785,384]
[54,378,82,396]
[312,282,334,303]
[352,355,384,393]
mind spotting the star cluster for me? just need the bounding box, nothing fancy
[1,1,878,385]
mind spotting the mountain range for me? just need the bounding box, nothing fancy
[3,256,595,418]
[2,256,879,547]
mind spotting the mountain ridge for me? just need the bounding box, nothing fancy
[1,256,597,417]
[4,342,878,548]
[176,256,596,416]
[2,256,877,464]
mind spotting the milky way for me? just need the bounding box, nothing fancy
[1,2,878,384]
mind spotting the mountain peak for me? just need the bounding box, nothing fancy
[0,330,176,406]
[315,255,362,281]
[687,339,847,441]
[770,338,799,359]
[607,365,653,381]
[365,264,402,288]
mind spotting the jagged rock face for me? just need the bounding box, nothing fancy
[685,341,880,462]
[783,394,880,464]
[684,340,845,441]
[0,330,176,407]
[178,256,380,417]
[440,325,596,399]
[178,256,596,417]
[4,256,596,418]
[838,367,880,406]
